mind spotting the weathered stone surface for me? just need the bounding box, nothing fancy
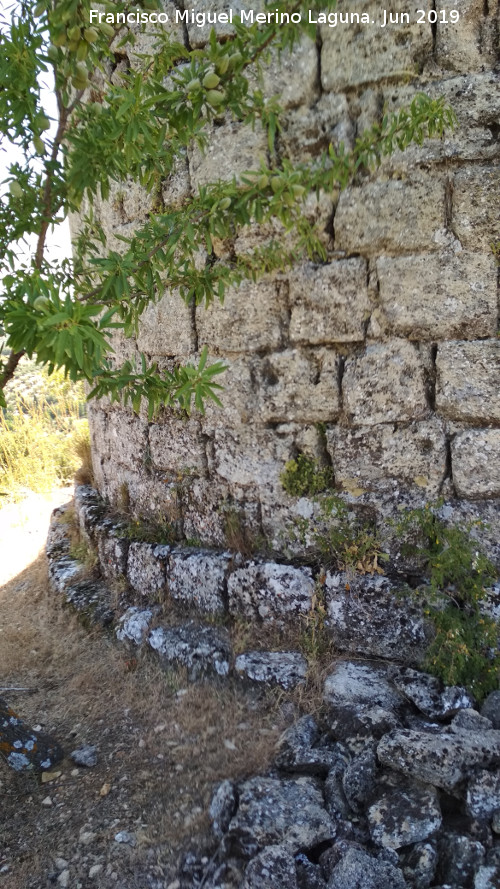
[197,279,287,353]
[105,410,148,469]
[148,621,231,679]
[328,418,447,496]
[116,607,153,645]
[281,93,354,163]
[189,118,267,188]
[342,747,378,813]
[376,253,497,340]
[70,745,97,768]
[295,853,327,889]
[452,429,500,498]
[335,175,444,255]
[474,866,500,889]
[388,666,474,720]
[223,776,334,858]
[466,770,500,821]
[325,846,408,889]
[324,661,404,713]
[328,707,401,753]
[168,548,232,614]
[398,842,437,889]
[436,0,492,73]
[453,166,500,252]
[320,0,432,91]
[136,289,194,357]
[253,348,341,423]
[48,555,83,594]
[325,575,431,663]
[436,340,500,423]
[342,341,429,426]
[481,691,500,729]
[368,787,442,850]
[377,728,500,791]
[235,651,308,690]
[228,561,314,620]
[275,716,347,774]
[64,579,115,627]
[260,34,318,109]
[96,523,129,582]
[0,698,63,772]
[324,760,351,820]
[289,259,370,345]
[436,831,486,887]
[126,542,169,597]
[148,414,206,477]
[241,845,298,889]
[451,709,493,733]
[209,780,238,840]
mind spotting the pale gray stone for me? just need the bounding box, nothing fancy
[228,561,314,620]
[436,340,500,423]
[71,745,97,768]
[148,622,231,679]
[189,118,267,188]
[210,780,238,839]
[241,845,298,889]
[342,341,429,426]
[335,175,444,254]
[466,770,500,821]
[136,290,195,357]
[342,747,378,813]
[197,279,287,353]
[324,661,404,713]
[367,787,442,850]
[116,607,153,645]
[482,691,500,729]
[377,728,500,791]
[436,0,494,73]
[235,651,307,690]
[388,667,474,720]
[320,0,432,91]
[148,414,206,476]
[398,842,437,889]
[223,776,334,858]
[168,549,232,614]
[474,866,500,889]
[326,419,447,497]
[376,253,497,341]
[289,259,370,345]
[452,429,500,498]
[253,348,341,423]
[453,166,500,253]
[275,716,345,774]
[127,542,169,597]
[325,574,431,663]
[451,709,493,733]
[325,846,407,889]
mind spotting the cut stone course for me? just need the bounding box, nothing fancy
[436,340,500,423]
[253,348,341,423]
[167,548,233,614]
[452,429,500,498]
[126,542,169,597]
[148,622,231,679]
[376,253,497,340]
[453,166,500,252]
[196,279,287,354]
[235,651,308,690]
[288,259,370,345]
[342,340,429,426]
[227,561,315,620]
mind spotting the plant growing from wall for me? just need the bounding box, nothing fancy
[394,504,499,701]
[0,0,455,416]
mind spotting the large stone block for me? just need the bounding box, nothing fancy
[184,0,263,46]
[335,175,445,255]
[435,0,493,73]
[281,93,354,164]
[260,35,318,109]
[197,280,288,353]
[253,348,341,423]
[181,478,230,547]
[149,415,206,477]
[136,290,195,357]
[453,166,500,252]
[452,429,500,498]
[436,340,500,423]
[376,252,497,340]
[106,410,148,469]
[227,561,315,619]
[188,118,267,189]
[320,0,432,91]
[327,419,447,496]
[289,259,370,344]
[342,340,429,425]
[127,542,169,597]
[167,548,233,613]
[380,73,500,168]
[213,425,294,489]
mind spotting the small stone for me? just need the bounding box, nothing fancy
[326,846,407,889]
[324,662,403,713]
[79,831,96,845]
[367,787,442,850]
[451,709,493,732]
[71,768,80,777]
[54,858,68,871]
[242,844,298,888]
[58,870,70,888]
[114,830,137,846]
[235,651,307,690]
[466,771,500,821]
[42,795,53,806]
[210,780,238,839]
[89,864,103,878]
[99,782,111,797]
[481,691,500,729]
[71,745,98,767]
[41,770,62,783]
[398,842,437,889]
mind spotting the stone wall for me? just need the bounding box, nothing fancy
[85,0,500,566]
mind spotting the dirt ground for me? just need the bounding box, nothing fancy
[0,491,289,889]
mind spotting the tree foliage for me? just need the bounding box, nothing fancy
[0,0,455,417]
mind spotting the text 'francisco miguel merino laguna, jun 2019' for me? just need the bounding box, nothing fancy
[89,8,461,28]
